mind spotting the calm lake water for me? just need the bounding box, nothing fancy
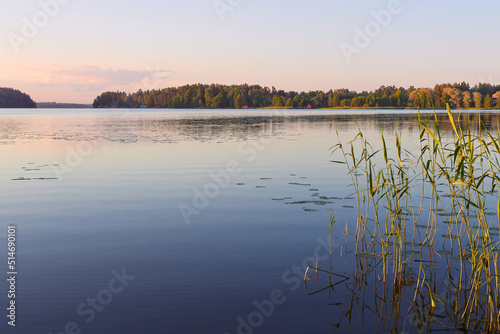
[0,109,498,333]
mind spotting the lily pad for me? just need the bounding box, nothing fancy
[12,177,30,181]
[403,250,421,255]
[423,264,438,269]
[289,182,311,186]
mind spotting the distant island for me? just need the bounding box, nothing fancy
[93,82,500,110]
[36,102,92,109]
[0,88,36,108]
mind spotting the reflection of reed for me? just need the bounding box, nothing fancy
[307,106,500,332]
[303,267,349,296]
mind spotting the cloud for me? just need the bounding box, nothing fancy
[30,65,172,92]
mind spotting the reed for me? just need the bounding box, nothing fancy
[309,105,500,332]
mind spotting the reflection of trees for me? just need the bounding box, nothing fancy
[0,118,27,141]
[95,115,352,143]
[91,112,500,144]
[3,110,500,145]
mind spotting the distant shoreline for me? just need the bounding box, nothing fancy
[36,102,92,109]
[4,106,496,111]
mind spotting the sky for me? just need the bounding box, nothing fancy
[0,0,499,103]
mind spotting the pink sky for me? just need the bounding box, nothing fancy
[1,0,498,104]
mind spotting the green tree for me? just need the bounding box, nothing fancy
[0,88,36,108]
[204,85,217,108]
[331,94,340,107]
[365,94,376,107]
[350,97,358,108]
[272,95,285,107]
[250,90,266,108]
[299,97,307,108]
[234,92,247,109]
[215,87,230,108]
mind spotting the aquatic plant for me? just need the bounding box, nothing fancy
[306,105,500,332]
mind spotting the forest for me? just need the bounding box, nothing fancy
[92,82,500,109]
[0,88,36,108]
[37,102,92,109]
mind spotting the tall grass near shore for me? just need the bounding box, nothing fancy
[324,105,500,332]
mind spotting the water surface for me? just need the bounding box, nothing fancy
[1,109,497,333]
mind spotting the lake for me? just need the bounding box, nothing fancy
[1,109,499,333]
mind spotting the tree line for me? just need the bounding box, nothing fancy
[37,102,92,109]
[92,82,500,109]
[0,88,36,108]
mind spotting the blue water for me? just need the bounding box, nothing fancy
[0,109,497,333]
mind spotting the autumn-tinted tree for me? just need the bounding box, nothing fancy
[484,94,493,109]
[473,92,482,109]
[409,88,434,108]
[494,92,500,109]
[462,91,472,109]
[442,87,462,109]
